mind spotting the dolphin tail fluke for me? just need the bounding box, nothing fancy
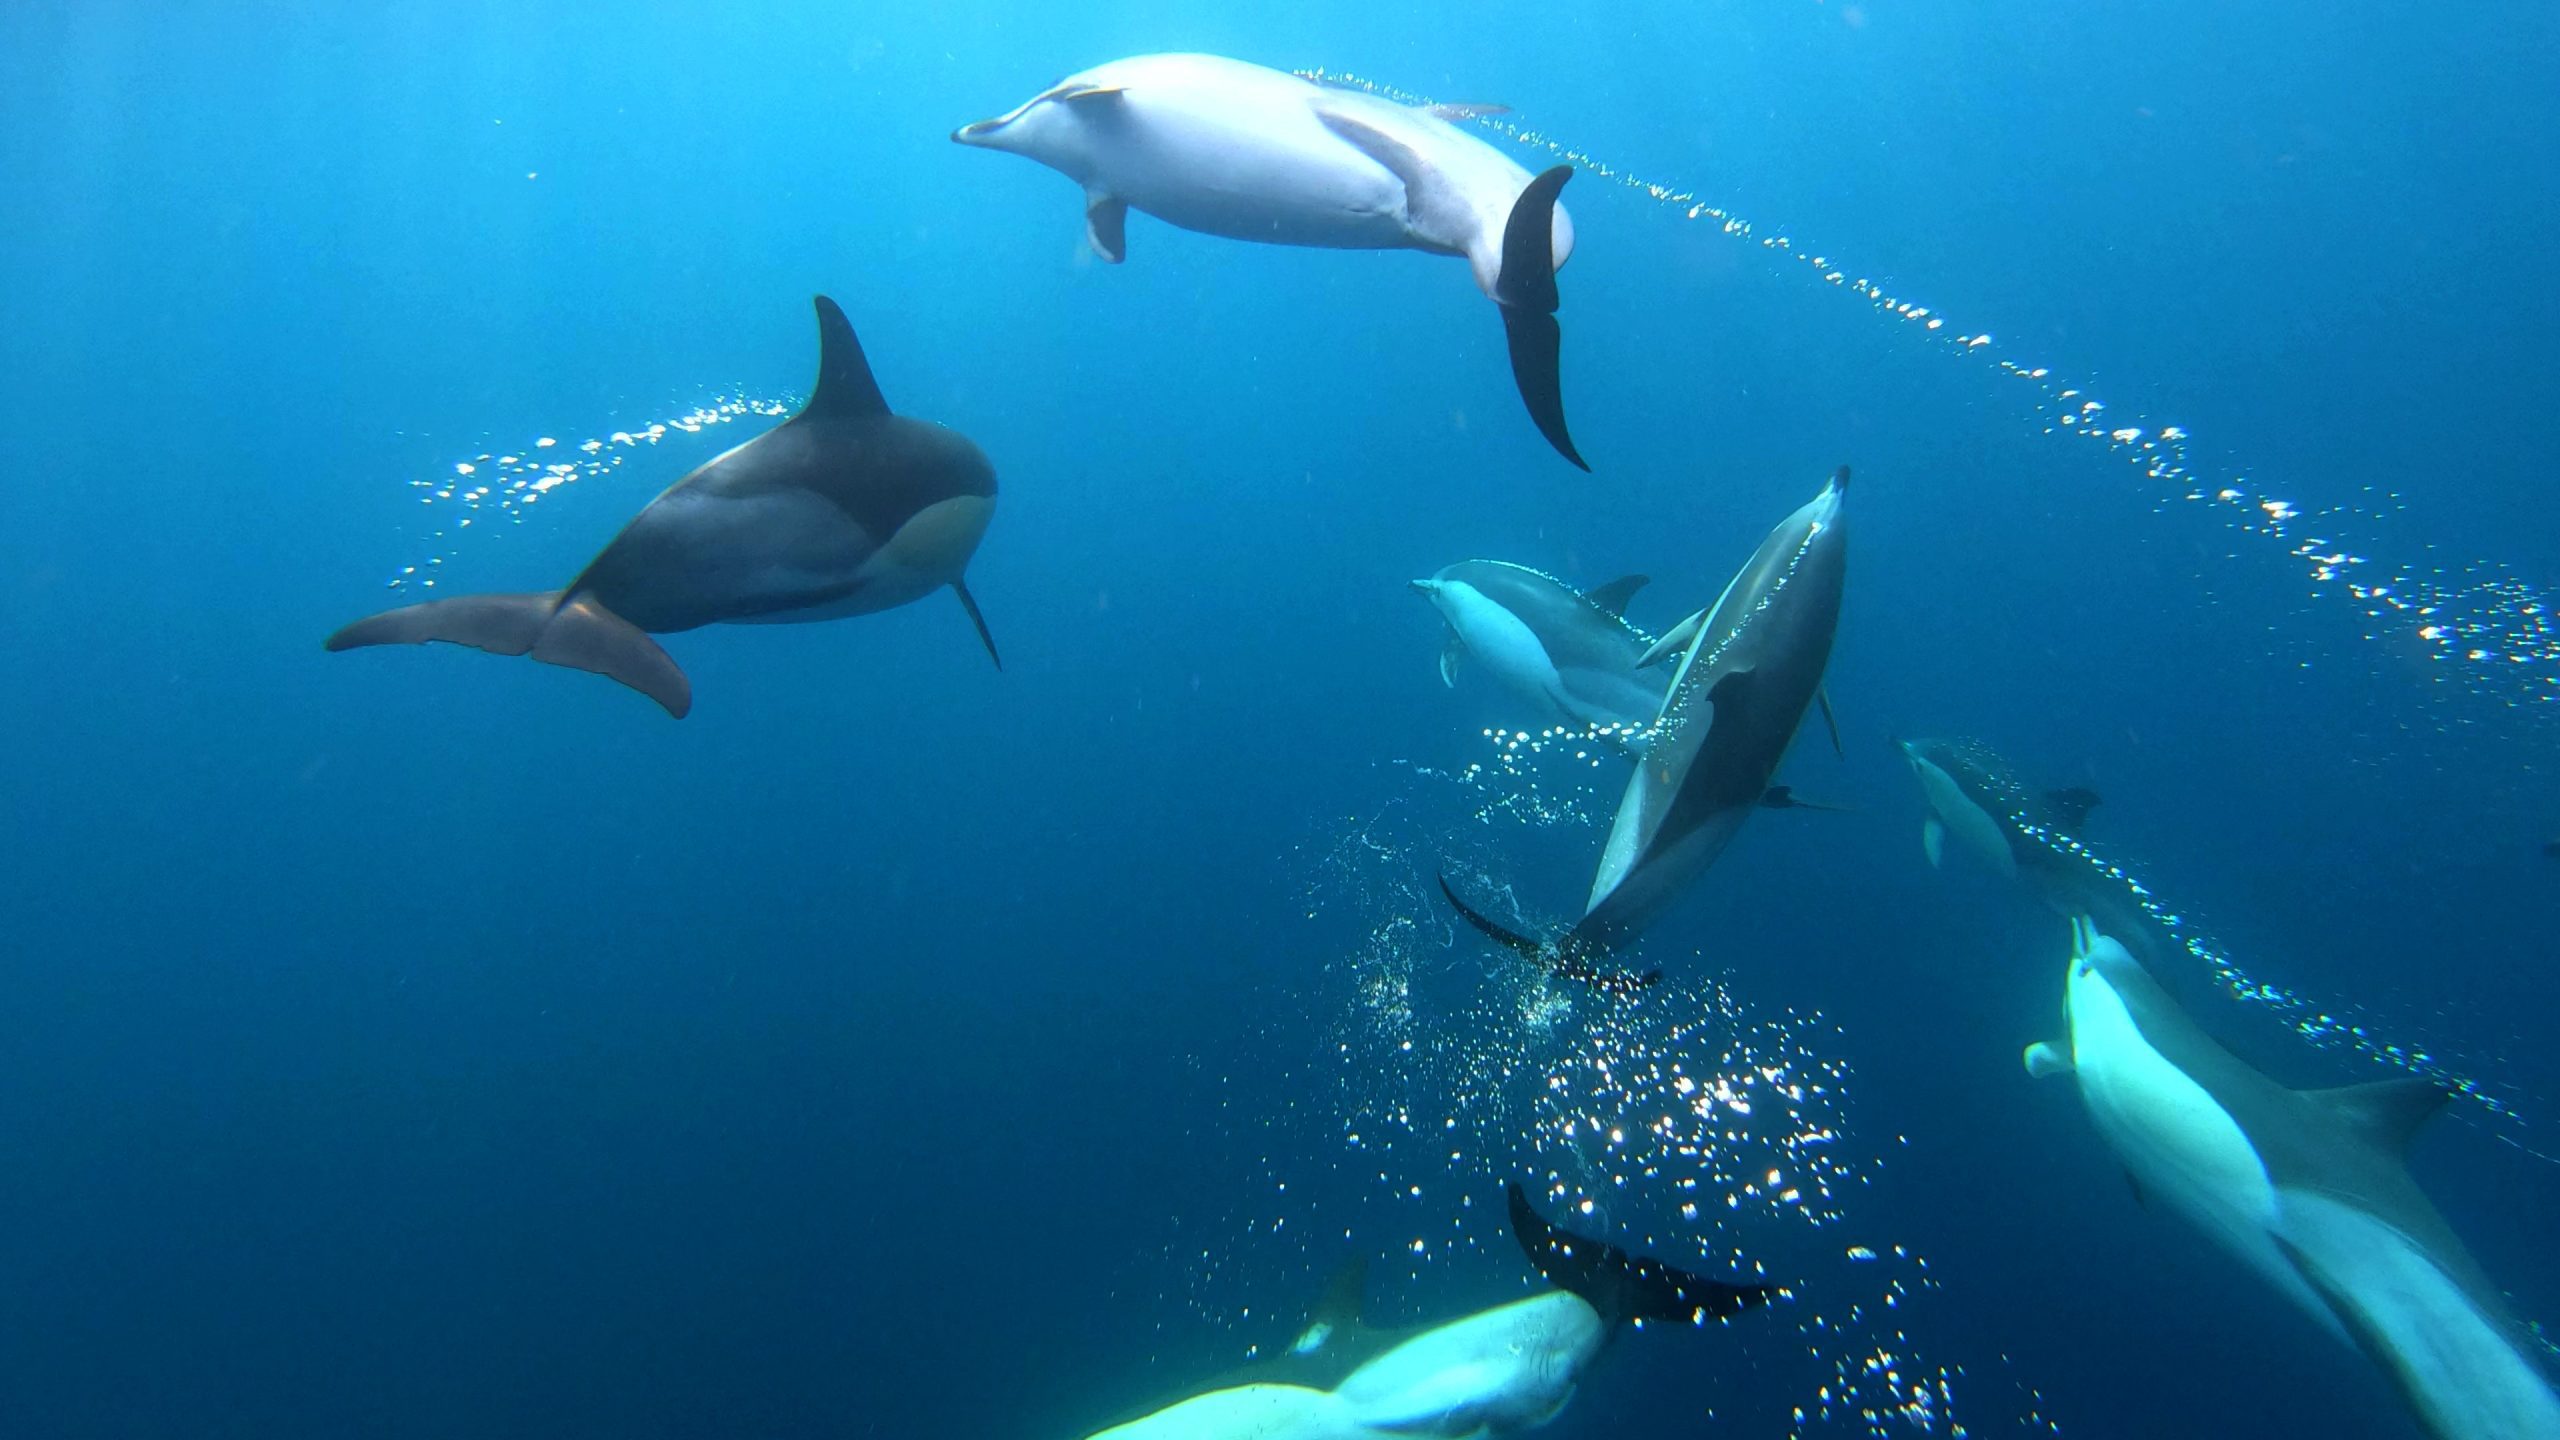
[324,590,691,718]
[1507,1182,1776,1327]
[953,580,1001,669]
[1493,166,1585,471]
[1437,875,1662,995]
[1437,873,1549,962]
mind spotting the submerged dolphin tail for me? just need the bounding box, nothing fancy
[325,590,692,718]
[1437,874,1661,994]
[1493,166,1585,471]
[1506,1182,1776,1327]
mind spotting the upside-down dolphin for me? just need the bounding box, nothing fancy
[1897,736,2168,957]
[953,53,1588,468]
[1080,1182,1775,1440]
[1441,469,1850,983]
[324,297,999,718]
[2027,919,2560,1440]
[1411,561,1666,741]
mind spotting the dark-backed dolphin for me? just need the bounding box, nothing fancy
[324,296,999,718]
[1078,1183,1773,1440]
[1441,469,1849,981]
[953,53,1587,468]
[1410,561,1664,741]
[2027,920,2560,1440]
[1897,736,2170,957]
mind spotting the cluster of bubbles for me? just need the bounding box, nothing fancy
[1302,68,2560,716]
[1178,772,2062,1435]
[382,395,791,591]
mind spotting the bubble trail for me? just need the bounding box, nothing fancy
[1302,68,2560,717]
[383,393,793,591]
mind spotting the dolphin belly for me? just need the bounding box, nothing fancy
[1330,1293,1603,1436]
[2066,967,2343,1337]
[1093,108,1416,250]
[725,494,994,625]
[1434,583,1576,722]
[2274,1191,2560,1440]
[1908,752,2019,879]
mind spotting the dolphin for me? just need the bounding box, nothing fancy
[953,53,1588,469]
[1897,737,2167,957]
[1440,469,1850,980]
[2027,920,2560,1440]
[1079,1182,1774,1440]
[324,297,999,718]
[1410,562,1665,741]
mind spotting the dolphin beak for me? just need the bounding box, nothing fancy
[1408,579,1437,596]
[951,119,997,145]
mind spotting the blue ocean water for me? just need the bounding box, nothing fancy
[3,2,2556,1437]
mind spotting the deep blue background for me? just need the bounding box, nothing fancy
[2,2,2555,1436]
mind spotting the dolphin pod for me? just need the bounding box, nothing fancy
[954,53,1588,469]
[2028,921,2560,1440]
[1078,1182,1773,1440]
[325,297,998,717]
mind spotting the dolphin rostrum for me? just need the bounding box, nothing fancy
[953,53,1588,468]
[1897,736,2170,957]
[1079,1182,1773,1440]
[1410,561,1665,741]
[1441,469,1850,981]
[2027,919,2560,1440]
[325,297,999,718]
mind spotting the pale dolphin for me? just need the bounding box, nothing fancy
[1080,1183,1773,1440]
[1897,736,2169,957]
[325,297,999,717]
[2027,920,2560,1440]
[953,53,1588,468]
[1410,562,1664,741]
[1440,469,1850,982]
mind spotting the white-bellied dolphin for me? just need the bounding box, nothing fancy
[1441,470,1850,983]
[953,53,1587,469]
[325,297,999,718]
[1410,561,1665,741]
[2027,919,2560,1440]
[1078,1182,1773,1440]
[1897,736,2171,956]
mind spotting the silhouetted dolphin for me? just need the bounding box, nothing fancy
[2027,920,2560,1440]
[325,297,998,718]
[1410,562,1664,739]
[954,53,1588,468]
[1078,1183,1773,1440]
[1441,469,1849,981]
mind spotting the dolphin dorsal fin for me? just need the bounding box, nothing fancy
[1506,1181,1774,1326]
[1583,573,1648,619]
[2044,786,2102,832]
[2303,1077,2451,1156]
[1302,1254,1369,1345]
[803,295,890,421]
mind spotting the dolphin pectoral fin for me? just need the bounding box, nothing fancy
[1922,816,1946,867]
[1762,785,1852,813]
[2301,1078,2451,1157]
[326,590,691,718]
[1637,610,1705,669]
[952,581,1001,669]
[1507,1182,1776,1327]
[1583,573,1649,619]
[1438,634,1463,688]
[2023,1041,2073,1079]
[2122,1170,2150,1209]
[1817,687,1844,757]
[1083,192,1128,263]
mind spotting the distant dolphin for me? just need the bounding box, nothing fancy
[1079,1182,1773,1440]
[1441,469,1850,981]
[2026,920,2560,1440]
[325,297,999,718]
[1410,561,1664,740]
[954,53,1588,469]
[1897,737,2166,956]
